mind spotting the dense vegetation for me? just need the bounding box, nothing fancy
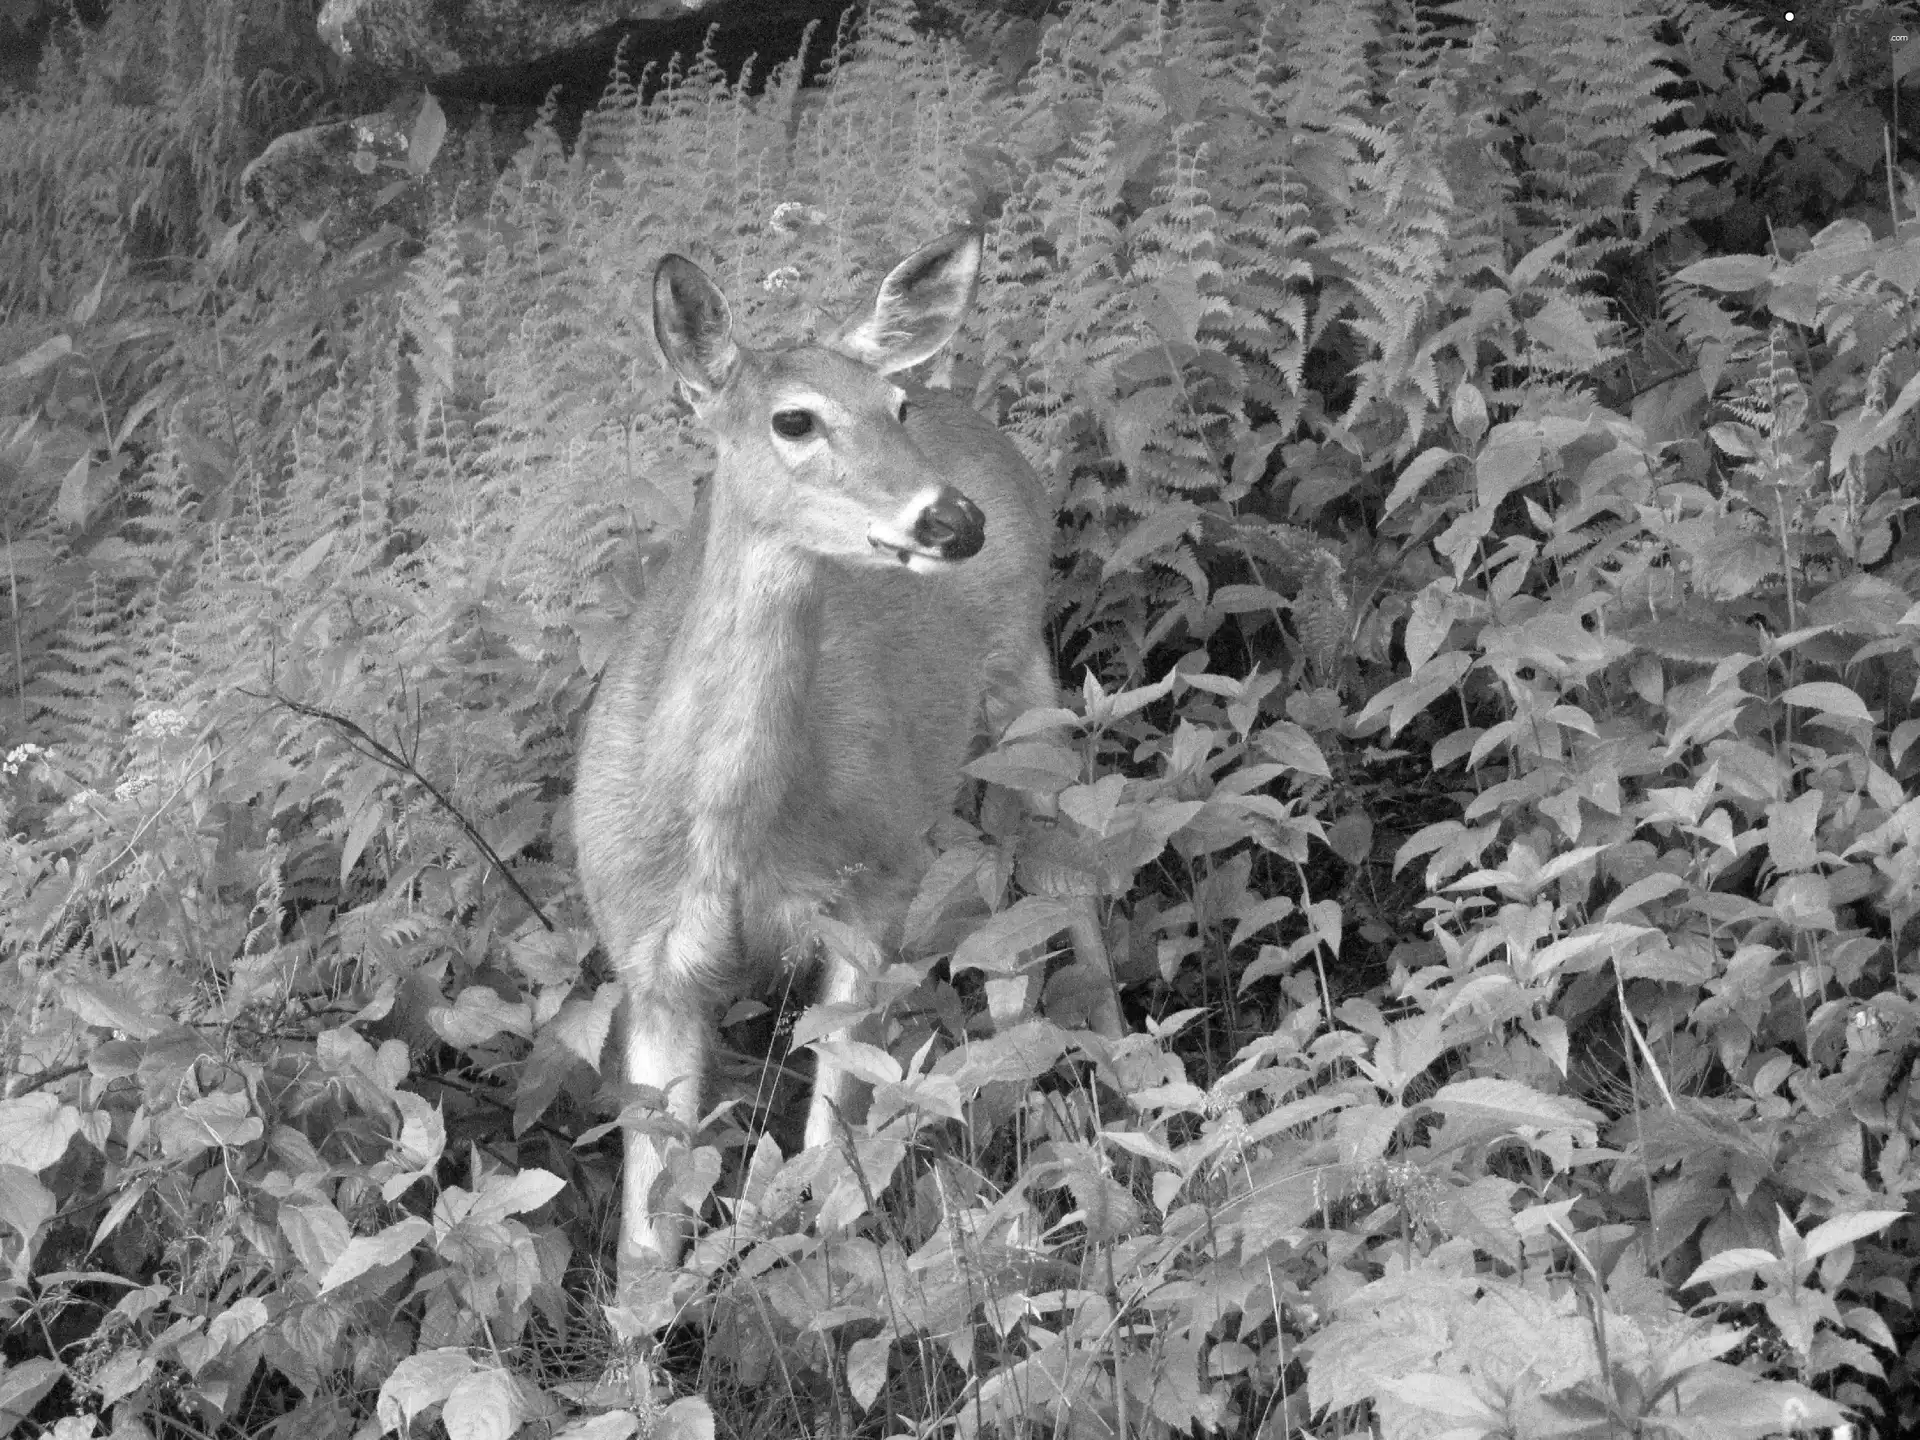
[2,1,1918,1437]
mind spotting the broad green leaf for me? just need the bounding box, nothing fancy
[407,92,447,175]
[94,1351,153,1407]
[654,1398,714,1440]
[200,1297,268,1365]
[964,738,1081,795]
[1327,812,1373,866]
[847,1335,892,1411]
[279,1200,352,1278]
[392,1090,447,1170]
[1452,382,1489,444]
[952,897,1078,976]
[0,1358,63,1440]
[155,1091,262,1161]
[1673,253,1774,290]
[1254,720,1330,778]
[1379,1372,1497,1421]
[60,980,159,1039]
[89,1176,154,1253]
[1059,774,1127,835]
[1426,1078,1600,1141]
[376,1348,476,1433]
[1384,446,1456,515]
[1229,893,1296,950]
[1777,681,1872,722]
[1520,922,1653,984]
[428,986,533,1047]
[549,990,622,1075]
[469,1167,565,1224]
[1682,1247,1779,1289]
[0,1095,81,1172]
[442,1368,522,1440]
[319,1215,432,1293]
[1603,871,1689,919]
[1802,1209,1903,1262]
[0,1165,54,1244]
[935,1020,1073,1094]
[554,1416,637,1440]
[1669,1372,1844,1438]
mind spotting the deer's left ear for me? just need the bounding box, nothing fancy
[827,230,982,374]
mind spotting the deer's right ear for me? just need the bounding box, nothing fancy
[653,255,740,401]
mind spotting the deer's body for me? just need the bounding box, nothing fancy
[576,380,1054,1007]
[573,233,1106,1287]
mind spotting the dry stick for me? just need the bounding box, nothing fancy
[1614,972,1678,1113]
[1888,124,1900,231]
[1615,966,1670,1281]
[242,687,555,931]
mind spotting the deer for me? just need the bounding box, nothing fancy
[573,230,1120,1291]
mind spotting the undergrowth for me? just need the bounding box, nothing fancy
[2,1,1918,1439]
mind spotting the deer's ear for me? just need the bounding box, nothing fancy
[827,230,981,374]
[654,254,740,399]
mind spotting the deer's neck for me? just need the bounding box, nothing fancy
[650,524,823,884]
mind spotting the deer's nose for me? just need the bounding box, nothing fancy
[913,488,986,560]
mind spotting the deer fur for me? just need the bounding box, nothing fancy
[573,231,1115,1290]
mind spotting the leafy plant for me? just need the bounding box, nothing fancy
[3,0,1918,1438]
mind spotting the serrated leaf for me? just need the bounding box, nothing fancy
[1103,500,1202,579]
[547,984,620,1067]
[1802,1209,1903,1261]
[1380,1372,1497,1420]
[469,1168,564,1225]
[1778,681,1872,722]
[964,737,1082,794]
[202,1297,268,1362]
[428,986,533,1047]
[1603,872,1689,919]
[951,897,1077,976]
[1426,1077,1600,1140]
[1255,720,1330,777]
[1682,1246,1779,1289]
[319,1216,432,1293]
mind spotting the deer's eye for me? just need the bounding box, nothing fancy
[895,396,911,424]
[771,409,816,440]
